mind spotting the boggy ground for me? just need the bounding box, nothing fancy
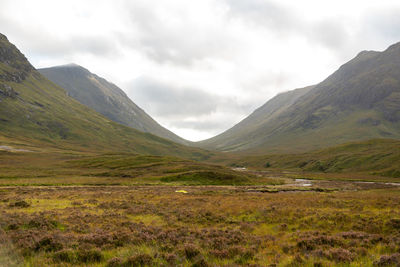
[1,185,400,266]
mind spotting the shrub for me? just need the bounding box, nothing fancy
[184,244,201,259]
[234,247,255,264]
[163,253,178,265]
[27,217,56,230]
[387,219,400,230]
[297,233,343,251]
[210,249,230,259]
[53,249,75,263]
[6,223,19,230]
[76,249,103,263]
[326,248,354,263]
[124,253,153,266]
[35,237,63,252]
[373,253,400,266]
[191,255,209,267]
[107,257,123,267]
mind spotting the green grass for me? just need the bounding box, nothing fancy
[0,151,264,186]
[217,139,400,181]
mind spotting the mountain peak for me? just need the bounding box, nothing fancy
[356,50,377,57]
[386,41,400,52]
[53,63,88,71]
[42,63,91,77]
[0,33,8,41]
[63,63,81,68]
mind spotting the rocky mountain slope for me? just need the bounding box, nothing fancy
[39,64,187,144]
[198,43,400,153]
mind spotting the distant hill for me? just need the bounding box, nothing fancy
[39,64,187,145]
[0,33,207,159]
[198,43,400,153]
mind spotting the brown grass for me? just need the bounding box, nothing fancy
[1,185,400,266]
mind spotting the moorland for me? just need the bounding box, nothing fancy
[1,32,400,267]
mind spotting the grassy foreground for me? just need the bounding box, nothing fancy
[1,145,400,266]
[1,186,400,266]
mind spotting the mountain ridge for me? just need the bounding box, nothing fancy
[0,33,208,159]
[197,42,400,153]
[39,64,188,145]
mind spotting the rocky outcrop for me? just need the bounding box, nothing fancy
[0,83,18,98]
[0,33,34,83]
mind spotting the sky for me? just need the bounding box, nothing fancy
[1,0,400,141]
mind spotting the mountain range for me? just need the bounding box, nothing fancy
[1,31,400,157]
[198,43,400,153]
[39,64,187,145]
[0,33,206,159]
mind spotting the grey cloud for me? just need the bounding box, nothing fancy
[362,8,400,44]
[128,77,220,118]
[0,15,120,60]
[118,2,238,66]
[225,0,351,55]
[309,20,350,51]
[170,120,232,132]
[127,76,253,133]
[31,35,118,59]
[225,0,298,31]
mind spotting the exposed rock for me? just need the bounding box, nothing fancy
[0,33,34,83]
[0,83,18,98]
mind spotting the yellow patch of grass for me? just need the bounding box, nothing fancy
[14,198,73,213]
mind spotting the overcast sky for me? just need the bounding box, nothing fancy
[1,0,400,141]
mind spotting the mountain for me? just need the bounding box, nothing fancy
[38,64,187,145]
[198,43,400,153]
[0,33,207,159]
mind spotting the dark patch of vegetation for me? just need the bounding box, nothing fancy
[8,200,30,208]
[161,171,252,185]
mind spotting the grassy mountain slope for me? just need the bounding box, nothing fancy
[39,64,188,145]
[225,139,400,179]
[0,33,207,159]
[198,43,400,153]
[197,85,314,151]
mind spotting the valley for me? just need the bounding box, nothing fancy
[1,29,400,267]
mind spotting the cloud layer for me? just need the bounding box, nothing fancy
[1,0,400,140]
